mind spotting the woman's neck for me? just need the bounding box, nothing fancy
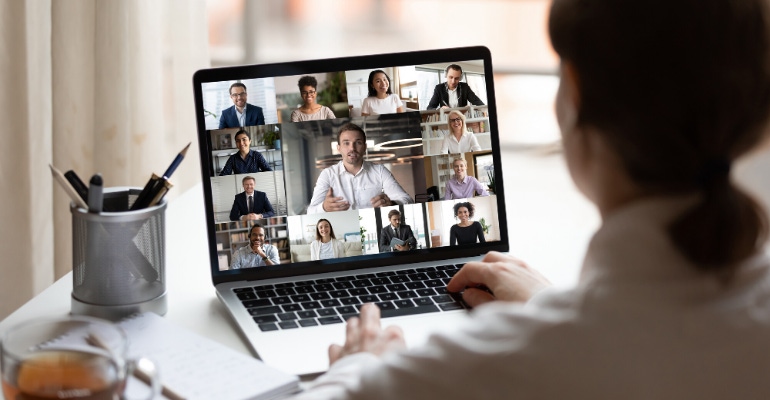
[320,236,331,243]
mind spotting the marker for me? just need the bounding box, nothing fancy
[50,164,89,210]
[87,174,103,213]
[64,170,88,202]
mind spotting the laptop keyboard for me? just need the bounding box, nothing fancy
[234,264,467,332]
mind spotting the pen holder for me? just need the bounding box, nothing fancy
[70,187,167,320]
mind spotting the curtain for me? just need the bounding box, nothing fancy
[0,0,209,319]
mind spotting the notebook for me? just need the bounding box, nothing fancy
[192,46,508,376]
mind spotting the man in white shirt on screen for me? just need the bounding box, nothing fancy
[307,123,413,214]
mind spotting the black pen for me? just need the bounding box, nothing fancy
[87,174,103,213]
[50,164,89,209]
[130,143,191,210]
[64,170,89,202]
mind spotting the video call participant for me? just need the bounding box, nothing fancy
[219,82,265,129]
[310,219,346,260]
[379,209,416,252]
[440,110,482,154]
[295,1,770,398]
[361,70,405,116]
[229,176,275,222]
[307,123,413,214]
[449,201,485,246]
[230,224,280,269]
[426,64,485,110]
[291,75,336,122]
[445,158,489,200]
[219,130,273,176]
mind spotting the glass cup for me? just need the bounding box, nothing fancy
[1,316,159,400]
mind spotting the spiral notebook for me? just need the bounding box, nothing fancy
[44,312,300,400]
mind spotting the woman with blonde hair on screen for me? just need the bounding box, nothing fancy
[439,110,482,154]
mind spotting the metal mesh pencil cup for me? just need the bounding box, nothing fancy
[70,187,167,320]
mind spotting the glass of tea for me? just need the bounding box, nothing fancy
[1,316,159,400]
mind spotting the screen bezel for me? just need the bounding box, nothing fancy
[192,46,508,285]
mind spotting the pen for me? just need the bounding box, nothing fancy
[64,170,89,202]
[148,177,173,207]
[87,174,103,213]
[50,164,89,210]
[130,143,191,210]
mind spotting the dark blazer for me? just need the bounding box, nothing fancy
[229,190,275,221]
[379,224,416,253]
[219,103,265,129]
[426,82,485,109]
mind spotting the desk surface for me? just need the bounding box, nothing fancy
[0,147,597,386]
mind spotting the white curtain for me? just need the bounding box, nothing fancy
[0,0,209,319]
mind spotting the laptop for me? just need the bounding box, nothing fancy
[192,46,508,376]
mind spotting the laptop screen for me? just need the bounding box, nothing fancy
[193,47,508,284]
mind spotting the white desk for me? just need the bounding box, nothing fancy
[0,147,597,388]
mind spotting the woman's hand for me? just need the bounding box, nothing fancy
[446,252,551,307]
[328,304,406,365]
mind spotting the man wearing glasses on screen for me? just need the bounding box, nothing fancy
[219,83,266,128]
[427,64,485,110]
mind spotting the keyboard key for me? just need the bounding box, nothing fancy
[414,297,434,306]
[282,304,302,312]
[317,308,338,317]
[416,288,436,297]
[434,287,449,294]
[375,271,396,277]
[397,290,418,299]
[319,316,343,325]
[313,283,334,292]
[335,276,356,281]
[291,294,311,303]
[336,306,357,315]
[442,278,452,285]
[295,286,316,294]
[242,299,272,308]
[396,269,416,275]
[278,321,299,329]
[375,301,396,311]
[394,299,415,308]
[274,282,295,288]
[340,297,361,305]
[316,278,335,284]
[386,283,406,292]
[380,304,440,318]
[237,292,257,301]
[379,292,398,301]
[310,292,331,300]
[249,306,282,316]
[415,266,436,272]
[233,287,254,293]
[253,315,278,324]
[275,287,296,296]
[332,281,354,290]
[349,288,369,296]
[329,290,350,298]
[294,280,314,286]
[424,279,444,288]
[320,299,341,308]
[298,319,319,327]
[256,289,277,298]
[427,271,447,279]
[359,295,378,303]
[301,301,323,310]
[254,284,275,290]
[446,269,459,277]
[258,323,279,332]
[439,302,465,311]
[352,279,372,288]
[390,275,409,283]
[340,313,358,321]
[273,296,291,305]
[370,278,389,285]
[277,312,297,321]
[405,281,425,290]
[408,273,429,281]
[368,286,387,294]
[297,310,318,319]
[432,295,454,304]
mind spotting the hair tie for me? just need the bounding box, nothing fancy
[696,159,731,187]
